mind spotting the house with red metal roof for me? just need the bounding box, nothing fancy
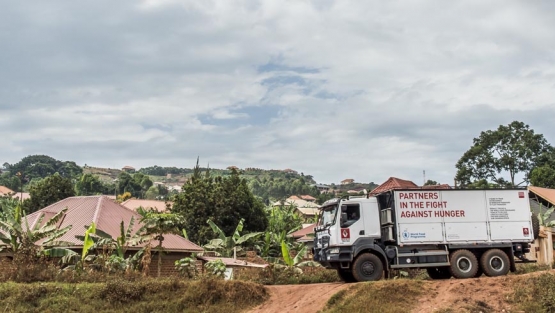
[21,195,202,276]
[368,177,419,196]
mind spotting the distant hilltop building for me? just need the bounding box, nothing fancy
[283,168,298,174]
[227,166,239,170]
[122,166,136,173]
[341,178,355,185]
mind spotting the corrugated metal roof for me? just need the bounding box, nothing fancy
[0,186,14,195]
[197,256,268,268]
[369,177,419,196]
[529,186,555,207]
[121,199,171,212]
[289,223,315,239]
[25,196,202,252]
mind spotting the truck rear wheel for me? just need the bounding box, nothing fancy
[352,253,383,282]
[337,269,356,283]
[426,267,451,280]
[449,249,478,279]
[480,249,510,277]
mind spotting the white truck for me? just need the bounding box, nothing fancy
[313,189,538,282]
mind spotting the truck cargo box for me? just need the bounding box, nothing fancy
[382,189,534,245]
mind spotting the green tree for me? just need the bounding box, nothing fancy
[116,172,153,198]
[27,173,75,213]
[172,160,268,245]
[75,173,112,196]
[138,210,184,277]
[455,121,552,186]
[530,165,555,188]
[7,155,82,181]
[424,180,439,186]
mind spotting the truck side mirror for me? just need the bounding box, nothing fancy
[341,205,347,212]
[340,212,348,226]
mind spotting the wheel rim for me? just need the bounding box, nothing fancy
[489,256,504,272]
[361,261,376,276]
[457,256,473,273]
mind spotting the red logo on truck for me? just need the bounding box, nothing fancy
[341,228,350,241]
[518,192,525,198]
[523,228,530,236]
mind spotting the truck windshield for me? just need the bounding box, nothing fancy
[319,205,338,227]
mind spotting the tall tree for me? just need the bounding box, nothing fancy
[455,121,552,186]
[26,173,75,213]
[75,173,112,196]
[172,160,216,245]
[172,160,268,245]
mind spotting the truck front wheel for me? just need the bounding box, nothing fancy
[449,249,478,279]
[352,253,383,282]
[480,249,510,277]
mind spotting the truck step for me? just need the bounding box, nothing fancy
[397,250,449,257]
[390,262,450,269]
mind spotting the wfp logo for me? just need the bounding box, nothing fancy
[402,230,409,240]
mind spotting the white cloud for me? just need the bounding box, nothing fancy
[2,0,555,185]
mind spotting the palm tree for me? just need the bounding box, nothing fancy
[204,218,263,258]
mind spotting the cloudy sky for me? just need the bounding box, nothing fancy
[2,1,555,185]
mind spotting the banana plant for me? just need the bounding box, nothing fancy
[267,240,321,274]
[0,205,73,256]
[538,205,555,227]
[204,218,263,258]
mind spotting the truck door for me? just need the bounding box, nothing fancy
[338,202,365,245]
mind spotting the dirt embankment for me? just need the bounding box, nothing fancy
[248,283,349,313]
[248,270,555,313]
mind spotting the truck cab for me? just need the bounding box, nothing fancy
[313,197,386,281]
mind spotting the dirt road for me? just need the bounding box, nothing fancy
[247,270,555,313]
[248,282,349,313]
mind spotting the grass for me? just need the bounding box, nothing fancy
[0,278,267,313]
[512,263,553,275]
[322,279,425,313]
[510,272,555,313]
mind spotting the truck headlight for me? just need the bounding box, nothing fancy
[328,247,339,254]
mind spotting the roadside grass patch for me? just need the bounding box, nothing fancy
[510,272,555,313]
[323,279,424,313]
[0,278,267,313]
[511,263,552,275]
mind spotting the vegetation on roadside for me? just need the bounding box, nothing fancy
[323,280,425,313]
[0,278,267,313]
[511,272,555,313]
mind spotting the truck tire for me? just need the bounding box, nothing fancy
[480,249,510,277]
[352,253,383,282]
[337,269,356,283]
[426,267,451,280]
[449,249,478,279]
[532,213,540,239]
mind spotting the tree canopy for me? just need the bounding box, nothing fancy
[172,160,268,245]
[25,173,76,213]
[455,121,552,187]
[4,155,82,181]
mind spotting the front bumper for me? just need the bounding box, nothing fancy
[314,246,354,268]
